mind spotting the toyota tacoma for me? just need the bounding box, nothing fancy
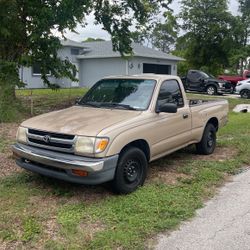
[12,75,228,194]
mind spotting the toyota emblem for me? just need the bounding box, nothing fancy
[43,135,51,143]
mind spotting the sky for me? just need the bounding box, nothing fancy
[65,0,239,42]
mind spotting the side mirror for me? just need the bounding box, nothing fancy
[156,103,178,113]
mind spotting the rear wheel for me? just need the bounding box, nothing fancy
[196,123,216,155]
[240,89,250,99]
[112,147,148,194]
[206,85,217,95]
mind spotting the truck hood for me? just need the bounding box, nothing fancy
[205,78,226,84]
[21,106,142,136]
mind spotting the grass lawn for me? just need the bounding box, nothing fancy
[16,88,88,117]
[0,91,250,249]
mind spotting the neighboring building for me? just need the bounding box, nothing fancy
[19,39,184,88]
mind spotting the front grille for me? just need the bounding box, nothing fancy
[28,138,72,149]
[28,129,74,139]
[27,129,75,153]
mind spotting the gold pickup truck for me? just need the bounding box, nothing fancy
[12,75,228,194]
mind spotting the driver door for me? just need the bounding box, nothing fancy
[188,71,203,91]
[151,79,192,158]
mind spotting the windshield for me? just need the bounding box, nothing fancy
[79,78,156,111]
[199,72,215,79]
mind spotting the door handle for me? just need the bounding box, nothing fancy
[183,114,189,119]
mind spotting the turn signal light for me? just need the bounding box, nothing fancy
[96,139,109,152]
[72,169,88,177]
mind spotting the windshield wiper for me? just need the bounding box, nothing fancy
[78,101,101,108]
[100,102,137,110]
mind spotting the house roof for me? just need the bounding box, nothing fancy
[61,39,86,48]
[61,39,183,61]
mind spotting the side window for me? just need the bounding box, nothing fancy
[188,71,200,82]
[157,80,184,108]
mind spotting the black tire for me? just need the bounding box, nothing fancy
[196,123,216,155]
[240,89,250,99]
[206,85,217,95]
[111,147,148,194]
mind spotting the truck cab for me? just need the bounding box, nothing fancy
[182,70,232,95]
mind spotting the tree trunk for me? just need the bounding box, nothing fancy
[0,61,20,122]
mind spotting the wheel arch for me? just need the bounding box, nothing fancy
[119,139,150,162]
[205,83,218,89]
[206,117,219,131]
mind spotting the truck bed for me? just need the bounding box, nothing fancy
[189,99,226,107]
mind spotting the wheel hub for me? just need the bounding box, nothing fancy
[207,87,215,95]
[124,160,139,183]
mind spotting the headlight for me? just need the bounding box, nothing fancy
[16,126,27,144]
[75,136,109,155]
[218,82,224,87]
[237,83,242,86]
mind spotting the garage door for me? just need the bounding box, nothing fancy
[143,63,171,74]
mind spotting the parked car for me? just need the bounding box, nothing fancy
[181,70,232,95]
[218,70,250,90]
[12,75,229,194]
[235,78,250,99]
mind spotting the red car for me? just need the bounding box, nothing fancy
[218,70,250,87]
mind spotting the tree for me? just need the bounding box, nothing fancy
[151,11,179,53]
[228,0,250,73]
[0,0,166,121]
[179,0,234,75]
[238,0,250,46]
[131,8,179,53]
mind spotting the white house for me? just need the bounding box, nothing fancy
[19,39,184,88]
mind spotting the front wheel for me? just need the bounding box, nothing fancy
[111,147,148,194]
[240,89,250,99]
[196,123,216,155]
[206,85,217,95]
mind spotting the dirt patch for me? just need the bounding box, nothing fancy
[0,240,25,250]
[79,220,106,241]
[0,123,21,177]
[147,146,238,185]
[0,153,21,178]
[190,146,238,162]
[66,184,113,204]
[0,123,19,141]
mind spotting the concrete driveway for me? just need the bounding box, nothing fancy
[155,168,250,250]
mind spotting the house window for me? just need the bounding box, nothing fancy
[32,63,51,76]
[71,48,79,55]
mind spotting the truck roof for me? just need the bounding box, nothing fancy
[102,74,180,81]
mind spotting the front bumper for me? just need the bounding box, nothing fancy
[217,87,233,94]
[235,86,241,94]
[12,143,119,185]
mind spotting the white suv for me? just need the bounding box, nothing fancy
[235,79,250,99]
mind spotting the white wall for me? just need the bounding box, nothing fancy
[19,51,179,89]
[19,47,80,89]
[79,58,126,87]
[79,57,178,88]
